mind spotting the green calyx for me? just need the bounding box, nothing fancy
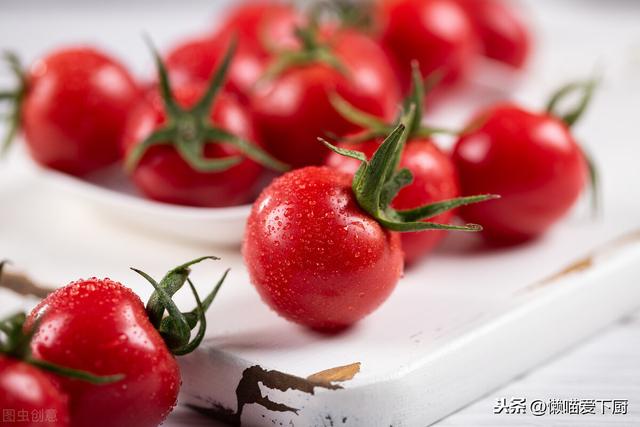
[125,37,288,174]
[0,261,123,385]
[320,106,499,233]
[330,61,456,143]
[259,18,347,83]
[545,79,597,128]
[132,256,228,356]
[310,0,375,32]
[0,52,26,156]
[545,78,599,215]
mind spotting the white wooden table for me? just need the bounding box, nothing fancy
[1,1,639,426]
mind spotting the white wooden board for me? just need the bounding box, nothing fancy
[1,1,640,426]
[1,140,639,426]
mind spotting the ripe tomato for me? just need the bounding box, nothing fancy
[327,138,459,264]
[325,65,461,263]
[244,121,491,329]
[165,34,265,102]
[13,48,140,175]
[250,28,401,168]
[123,85,265,207]
[27,278,179,427]
[244,166,404,330]
[125,42,285,207]
[27,257,226,427]
[377,0,477,93]
[455,0,531,68]
[0,356,70,427]
[212,1,302,56]
[164,2,301,101]
[452,104,588,243]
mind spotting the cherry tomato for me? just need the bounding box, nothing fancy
[326,138,459,264]
[19,48,140,175]
[377,0,477,93]
[165,2,302,101]
[27,279,179,427]
[165,34,266,102]
[251,28,401,168]
[452,104,588,243]
[0,356,70,427]
[212,1,302,56]
[244,123,488,329]
[243,166,404,330]
[455,0,531,68]
[25,256,226,427]
[123,84,265,207]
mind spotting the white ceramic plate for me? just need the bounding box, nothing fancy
[17,149,252,247]
[8,74,515,249]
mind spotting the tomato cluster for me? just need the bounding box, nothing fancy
[1,1,598,422]
[1,0,532,202]
[0,258,228,427]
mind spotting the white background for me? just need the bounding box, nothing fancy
[1,1,639,426]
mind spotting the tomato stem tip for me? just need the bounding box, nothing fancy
[322,103,498,233]
[125,36,287,174]
[133,256,228,356]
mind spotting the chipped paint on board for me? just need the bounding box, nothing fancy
[190,362,361,426]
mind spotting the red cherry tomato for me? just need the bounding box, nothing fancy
[20,48,140,175]
[0,356,70,427]
[213,1,302,56]
[243,122,488,329]
[165,34,266,101]
[165,2,301,101]
[251,29,401,168]
[455,0,531,68]
[28,278,180,427]
[452,104,588,243]
[327,138,459,264]
[243,166,404,330]
[123,84,265,207]
[377,0,477,93]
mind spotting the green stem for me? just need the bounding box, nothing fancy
[322,103,497,233]
[0,52,26,156]
[146,256,218,328]
[396,194,500,222]
[329,93,388,131]
[126,37,288,174]
[132,267,192,348]
[27,358,124,384]
[546,79,597,128]
[259,22,348,84]
[134,257,229,356]
[545,79,600,213]
[203,127,288,172]
[329,63,452,144]
[582,146,600,217]
[170,278,206,356]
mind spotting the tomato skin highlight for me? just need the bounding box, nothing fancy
[122,84,265,207]
[27,278,180,427]
[455,0,531,68]
[0,356,70,427]
[250,29,401,168]
[243,166,404,330]
[21,47,140,176]
[326,138,460,264]
[377,0,477,93]
[452,104,588,243]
